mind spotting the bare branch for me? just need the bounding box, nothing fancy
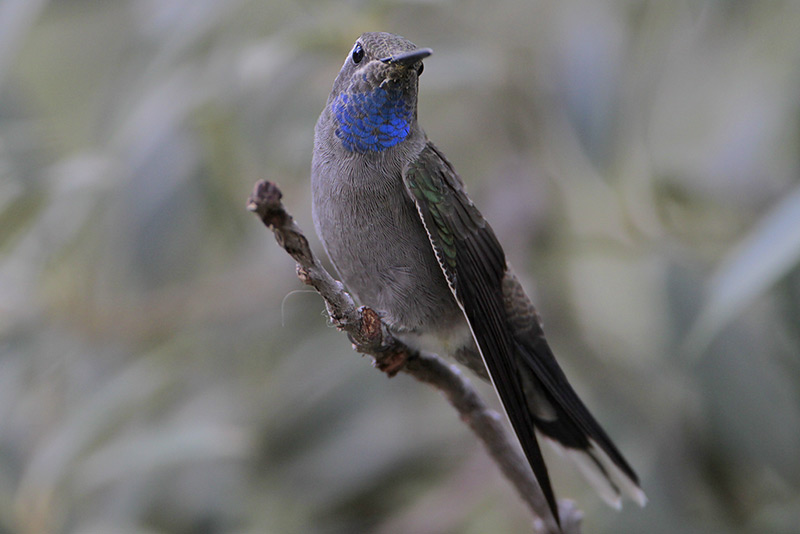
[248,180,581,533]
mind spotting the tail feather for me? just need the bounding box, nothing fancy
[549,437,648,508]
[516,333,646,508]
[498,269,645,509]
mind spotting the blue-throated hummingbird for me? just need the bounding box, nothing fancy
[311,32,646,523]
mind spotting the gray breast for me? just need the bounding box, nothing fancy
[310,144,462,335]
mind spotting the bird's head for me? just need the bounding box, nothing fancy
[326,32,432,153]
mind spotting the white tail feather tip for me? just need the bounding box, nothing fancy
[545,436,647,509]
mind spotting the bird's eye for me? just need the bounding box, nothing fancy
[416,63,424,76]
[352,43,364,64]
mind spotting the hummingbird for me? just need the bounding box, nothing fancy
[311,32,646,524]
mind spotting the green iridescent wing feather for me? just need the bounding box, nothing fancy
[403,142,561,522]
[405,143,644,520]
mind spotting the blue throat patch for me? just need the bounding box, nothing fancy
[333,87,412,153]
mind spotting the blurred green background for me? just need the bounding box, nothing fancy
[2,0,800,533]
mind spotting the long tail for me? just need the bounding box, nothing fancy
[515,331,647,509]
[503,273,647,509]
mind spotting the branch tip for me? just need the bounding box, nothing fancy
[248,180,287,228]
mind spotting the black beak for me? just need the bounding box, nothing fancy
[380,48,433,67]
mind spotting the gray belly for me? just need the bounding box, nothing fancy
[311,172,463,336]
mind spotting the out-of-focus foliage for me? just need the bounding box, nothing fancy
[1,0,799,533]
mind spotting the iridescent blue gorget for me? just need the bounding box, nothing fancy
[333,85,413,153]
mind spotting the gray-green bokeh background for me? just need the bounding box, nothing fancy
[2,1,800,533]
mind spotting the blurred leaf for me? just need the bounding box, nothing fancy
[75,422,250,493]
[700,334,800,485]
[685,184,800,356]
[0,0,49,91]
[0,184,45,253]
[14,358,168,528]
